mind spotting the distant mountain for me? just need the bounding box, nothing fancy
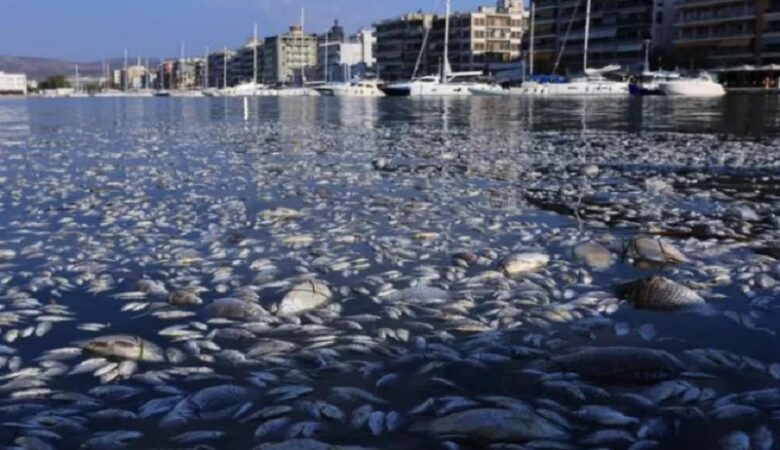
[0,56,161,80]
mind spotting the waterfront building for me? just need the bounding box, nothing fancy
[122,64,148,90]
[173,58,204,89]
[0,72,27,95]
[263,25,319,85]
[319,22,376,82]
[374,12,435,81]
[430,0,525,73]
[375,1,525,81]
[531,0,675,73]
[673,0,780,67]
[230,37,264,85]
[207,49,237,88]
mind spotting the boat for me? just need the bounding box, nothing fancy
[316,80,385,97]
[471,0,627,97]
[470,68,627,96]
[657,73,726,97]
[630,71,681,96]
[384,72,491,97]
[381,0,492,97]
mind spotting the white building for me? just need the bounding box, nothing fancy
[0,72,27,95]
[319,25,376,83]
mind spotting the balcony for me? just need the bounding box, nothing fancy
[676,8,755,26]
[676,0,750,9]
[675,31,755,44]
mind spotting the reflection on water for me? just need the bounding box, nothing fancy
[6,95,780,137]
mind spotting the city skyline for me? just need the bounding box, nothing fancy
[0,0,504,61]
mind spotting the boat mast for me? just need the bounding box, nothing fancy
[583,0,591,72]
[324,26,329,83]
[180,40,185,90]
[529,1,535,76]
[300,7,306,86]
[75,65,80,93]
[442,0,451,83]
[123,48,129,91]
[253,23,258,85]
[205,47,210,89]
[223,47,228,89]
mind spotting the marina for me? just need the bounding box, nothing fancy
[0,95,779,449]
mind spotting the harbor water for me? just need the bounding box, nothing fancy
[0,96,779,449]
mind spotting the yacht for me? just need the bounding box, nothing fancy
[470,69,627,96]
[381,0,492,97]
[384,72,490,97]
[316,80,385,97]
[630,71,681,96]
[658,73,726,97]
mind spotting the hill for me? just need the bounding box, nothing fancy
[0,56,160,80]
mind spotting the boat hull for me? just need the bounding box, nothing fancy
[658,81,726,97]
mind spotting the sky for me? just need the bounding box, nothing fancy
[0,0,503,61]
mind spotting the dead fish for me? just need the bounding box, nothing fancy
[500,252,549,277]
[617,277,705,311]
[81,335,165,362]
[545,346,683,383]
[81,431,143,449]
[427,408,569,442]
[572,243,614,270]
[160,384,253,428]
[201,298,266,320]
[277,280,332,316]
[575,405,639,426]
[624,237,688,266]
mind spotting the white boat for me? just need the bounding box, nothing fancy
[498,0,628,97]
[658,73,726,97]
[470,69,628,97]
[316,80,385,97]
[385,72,490,97]
[382,0,492,97]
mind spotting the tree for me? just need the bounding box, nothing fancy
[39,74,71,90]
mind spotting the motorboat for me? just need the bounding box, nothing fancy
[382,1,492,97]
[658,73,726,97]
[316,80,385,97]
[630,71,681,96]
[470,71,627,96]
[383,72,492,97]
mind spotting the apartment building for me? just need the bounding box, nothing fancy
[674,0,768,67]
[0,72,27,95]
[319,22,376,82]
[263,25,319,85]
[531,0,674,73]
[430,0,525,73]
[374,13,435,81]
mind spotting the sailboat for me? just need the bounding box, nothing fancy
[472,0,628,96]
[382,0,492,97]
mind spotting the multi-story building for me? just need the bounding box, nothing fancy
[531,0,674,73]
[122,64,148,90]
[173,58,204,89]
[230,38,264,84]
[319,22,376,82]
[375,1,525,81]
[0,72,27,95]
[430,0,525,73]
[674,0,773,67]
[374,13,435,81]
[263,25,319,85]
[207,49,237,88]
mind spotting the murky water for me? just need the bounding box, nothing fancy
[0,96,779,450]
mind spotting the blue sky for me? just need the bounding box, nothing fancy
[0,0,504,61]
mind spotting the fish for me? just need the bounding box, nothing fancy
[544,347,684,383]
[617,277,705,311]
[160,384,254,427]
[81,335,165,362]
[427,408,569,442]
